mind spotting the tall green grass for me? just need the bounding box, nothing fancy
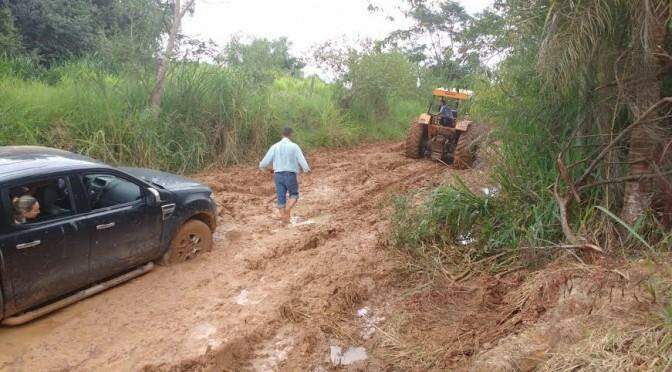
[0,57,423,173]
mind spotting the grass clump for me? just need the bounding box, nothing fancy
[0,54,423,173]
[391,172,564,274]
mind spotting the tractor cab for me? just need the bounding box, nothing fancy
[422,88,472,128]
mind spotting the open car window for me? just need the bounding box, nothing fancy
[83,173,143,210]
[8,177,75,225]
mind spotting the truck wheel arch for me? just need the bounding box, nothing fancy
[188,212,216,232]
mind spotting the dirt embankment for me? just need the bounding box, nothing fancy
[0,141,666,371]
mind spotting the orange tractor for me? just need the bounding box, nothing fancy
[404,88,486,168]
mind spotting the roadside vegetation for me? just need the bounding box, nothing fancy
[0,56,422,173]
[0,1,424,172]
[391,0,672,270]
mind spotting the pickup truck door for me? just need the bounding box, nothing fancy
[0,176,91,313]
[77,172,163,282]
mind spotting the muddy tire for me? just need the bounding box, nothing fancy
[405,121,425,158]
[159,219,213,266]
[453,122,488,169]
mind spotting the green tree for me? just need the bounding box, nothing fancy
[94,0,166,72]
[149,0,196,112]
[0,0,168,65]
[376,0,479,84]
[0,7,23,57]
[1,0,101,62]
[348,51,418,120]
[221,37,306,81]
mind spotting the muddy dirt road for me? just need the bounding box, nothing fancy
[0,142,485,371]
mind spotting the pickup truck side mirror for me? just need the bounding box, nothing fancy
[146,187,162,207]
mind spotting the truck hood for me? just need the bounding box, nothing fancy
[120,167,211,193]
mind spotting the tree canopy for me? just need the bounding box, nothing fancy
[221,37,306,78]
[0,0,166,64]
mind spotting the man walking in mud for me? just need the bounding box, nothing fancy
[259,127,310,223]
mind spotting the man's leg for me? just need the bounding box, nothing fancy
[284,172,300,222]
[274,173,287,219]
[285,197,298,222]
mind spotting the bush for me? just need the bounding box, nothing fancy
[348,51,420,122]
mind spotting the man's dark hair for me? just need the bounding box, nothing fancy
[283,127,293,137]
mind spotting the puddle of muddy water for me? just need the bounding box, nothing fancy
[330,345,368,366]
[251,334,295,371]
[191,323,217,339]
[268,214,331,233]
[234,289,251,305]
[289,216,315,226]
[356,307,384,340]
[233,289,262,305]
[184,323,222,355]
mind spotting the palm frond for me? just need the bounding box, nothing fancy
[539,0,619,89]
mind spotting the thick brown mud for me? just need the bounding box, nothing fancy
[0,142,485,371]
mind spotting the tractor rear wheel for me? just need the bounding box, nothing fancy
[454,122,488,169]
[405,121,425,158]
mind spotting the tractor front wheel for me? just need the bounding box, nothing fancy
[405,121,425,158]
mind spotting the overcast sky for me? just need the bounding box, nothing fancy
[183,0,494,75]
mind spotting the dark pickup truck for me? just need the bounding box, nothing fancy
[0,146,217,325]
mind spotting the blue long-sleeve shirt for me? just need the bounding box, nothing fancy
[259,137,310,173]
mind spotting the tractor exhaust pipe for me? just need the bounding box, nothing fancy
[2,262,154,326]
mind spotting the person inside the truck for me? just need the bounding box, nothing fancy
[12,195,40,225]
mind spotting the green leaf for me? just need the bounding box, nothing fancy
[594,205,654,253]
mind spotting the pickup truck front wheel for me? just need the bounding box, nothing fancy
[159,219,213,266]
